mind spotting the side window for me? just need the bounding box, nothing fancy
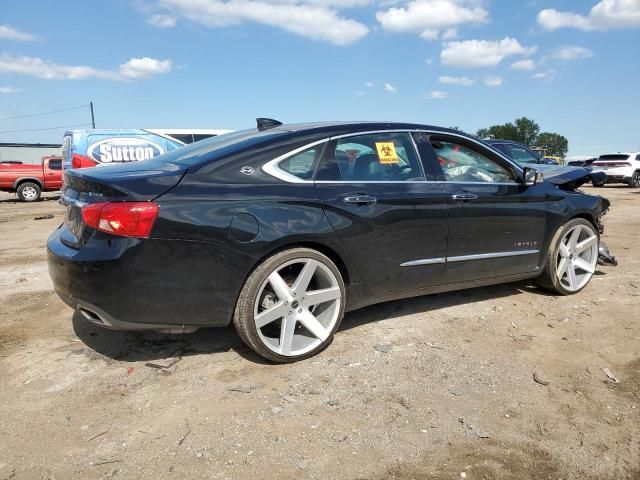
[277,146,321,180]
[324,132,424,182]
[636,154,640,161]
[432,140,516,183]
[49,159,62,170]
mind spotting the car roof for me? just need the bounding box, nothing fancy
[266,121,456,135]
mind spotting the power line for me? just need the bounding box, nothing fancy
[0,104,89,121]
[0,123,93,135]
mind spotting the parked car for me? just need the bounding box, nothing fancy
[567,158,597,168]
[0,155,63,201]
[590,153,640,188]
[486,139,557,165]
[48,120,610,363]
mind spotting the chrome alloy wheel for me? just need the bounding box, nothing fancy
[556,224,598,292]
[254,258,342,357]
[632,171,640,188]
[22,186,38,201]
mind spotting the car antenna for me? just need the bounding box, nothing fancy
[256,118,283,131]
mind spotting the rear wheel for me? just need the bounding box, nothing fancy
[233,248,345,363]
[629,171,640,188]
[537,219,599,295]
[592,180,605,187]
[16,182,41,202]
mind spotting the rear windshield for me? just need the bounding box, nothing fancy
[599,154,630,160]
[151,129,285,167]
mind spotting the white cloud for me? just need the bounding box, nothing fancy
[147,14,178,28]
[118,57,173,79]
[552,46,593,60]
[484,75,502,87]
[438,75,474,86]
[0,24,36,41]
[376,0,488,39]
[154,0,369,45]
[425,90,448,100]
[532,70,555,80]
[364,81,374,87]
[511,59,536,70]
[0,86,20,94]
[0,54,172,81]
[441,37,536,68]
[441,27,458,40]
[384,82,397,94]
[538,0,640,31]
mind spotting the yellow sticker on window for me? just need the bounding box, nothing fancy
[375,142,399,164]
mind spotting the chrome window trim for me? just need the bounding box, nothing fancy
[401,249,539,267]
[261,138,330,184]
[261,128,523,184]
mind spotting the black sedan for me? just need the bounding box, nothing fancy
[48,120,609,362]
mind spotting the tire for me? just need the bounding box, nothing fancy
[629,171,640,188]
[16,182,41,202]
[592,180,604,188]
[233,248,346,363]
[536,218,599,295]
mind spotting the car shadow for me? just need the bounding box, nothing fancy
[72,312,271,365]
[72,280,541,365]
[0,194,61,204]
[339,280,536,332]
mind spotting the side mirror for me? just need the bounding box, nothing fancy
[523,167,543,186]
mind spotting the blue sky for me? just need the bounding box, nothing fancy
[0,0,639,157]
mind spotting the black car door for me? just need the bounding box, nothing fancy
[313,131,449,294]
[423,133,548,284]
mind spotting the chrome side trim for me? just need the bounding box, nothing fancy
[400,258,446,267]
[400,249,539,267]
[447,250,539,263]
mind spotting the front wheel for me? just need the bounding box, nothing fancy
[629,171,640,188]
[537,219,599,295]
[233,248,345,363]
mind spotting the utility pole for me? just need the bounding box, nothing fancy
[90,101,96,129]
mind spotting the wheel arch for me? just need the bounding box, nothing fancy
[14,177,43,189]
[251,241,353,288]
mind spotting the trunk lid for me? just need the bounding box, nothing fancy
[61,159,186,247]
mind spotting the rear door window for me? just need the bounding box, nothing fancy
[318,132,425,182]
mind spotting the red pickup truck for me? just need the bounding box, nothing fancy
[0,156,63,202]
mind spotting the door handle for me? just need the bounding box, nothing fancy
[451,193,478,202]
[343,195,377,205]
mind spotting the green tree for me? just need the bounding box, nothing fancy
[534,132,569,158]
[476,117,568,157]
[513,117,540,145]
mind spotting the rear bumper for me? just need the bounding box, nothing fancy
[591,168,633,184]
[47,226,247,330]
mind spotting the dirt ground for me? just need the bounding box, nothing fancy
[0,186,638,480]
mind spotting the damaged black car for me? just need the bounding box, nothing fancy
[48,120,614,362]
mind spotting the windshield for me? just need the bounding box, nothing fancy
[504,144,540,164]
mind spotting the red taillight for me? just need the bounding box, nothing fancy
[593,161,631,167]
[81,202,159,238]
[71,153,97,169]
